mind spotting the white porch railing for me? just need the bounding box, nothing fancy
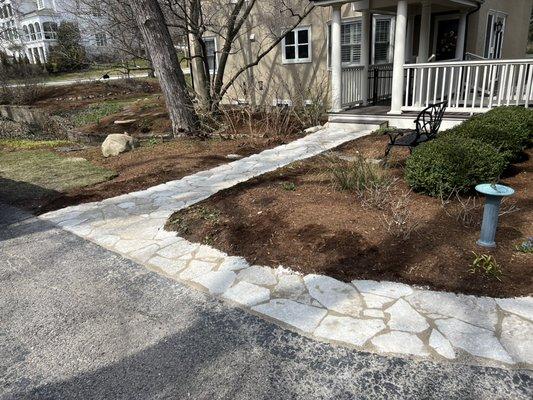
[341,63,394,108]
[403,59,533,113]
[341,65,365,108]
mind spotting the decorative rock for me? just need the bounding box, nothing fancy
[304,274,363,316]
[192,271,236,295]
[429,329,455,359]
[315,315,385,346]
[222,281,271,307]
[406,290,497,331]
[363,309,385,319]
[226,154,243,160]
[500,314,533,364]
[113,119,137,125]
[101,133,135,157]
[496,298,533,322]
[435,318,514,364]
[237,266,277,286]
[353,280,413,299]
[304,125,323,134]
[385,299,429,333]
[371,331,429,357]
[253,299,327,333]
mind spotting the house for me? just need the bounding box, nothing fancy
[0,0,110,64]
[214,0,532,125]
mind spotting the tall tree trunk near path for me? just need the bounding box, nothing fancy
[130,0,199,136]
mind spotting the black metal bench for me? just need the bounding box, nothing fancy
[384,101,447,158]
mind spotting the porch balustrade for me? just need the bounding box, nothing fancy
[403,59,533,113]
[341,63,394,109]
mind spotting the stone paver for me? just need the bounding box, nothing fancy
[40,124,533,369]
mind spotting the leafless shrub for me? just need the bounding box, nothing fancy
[381,191,420,240]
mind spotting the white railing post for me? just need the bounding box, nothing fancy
[330,4,343,112]
[361,10,370,105]
[389,0,408,115]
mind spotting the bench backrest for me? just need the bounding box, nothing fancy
[415,101,448,139]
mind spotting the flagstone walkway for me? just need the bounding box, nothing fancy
[41,124,533,369]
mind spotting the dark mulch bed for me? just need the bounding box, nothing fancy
[166,134,532,298]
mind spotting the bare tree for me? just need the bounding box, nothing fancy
[130,0,199,136]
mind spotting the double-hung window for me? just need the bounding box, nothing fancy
[328,21,362,67]
[373,18,392,64]
[282,27,311,64]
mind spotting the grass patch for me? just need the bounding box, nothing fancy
[0,139,72,150]
[71,100,128,127]
[0,150,116,193]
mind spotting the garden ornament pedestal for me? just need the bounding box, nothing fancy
[475,184,515,248]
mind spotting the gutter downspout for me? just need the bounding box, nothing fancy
[463,1,482,60]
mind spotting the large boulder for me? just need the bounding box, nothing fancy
[101,133,135,157]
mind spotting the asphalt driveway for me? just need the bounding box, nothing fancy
[0,203,531,400]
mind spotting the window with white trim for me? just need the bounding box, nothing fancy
[328,21,362,67]
[204,37,217,72]
[484,10,506,59]
[282,27,311,64]
[95,33,107,47]
[373,18,391,64]
[36,0,45,10]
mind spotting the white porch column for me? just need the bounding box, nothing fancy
[361,10,370,105]
[330,4,343,112]
[418,0,431,63]
[389,0,408,114]
[456,12,467,60]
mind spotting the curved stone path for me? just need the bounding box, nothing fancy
[40,124,533,369]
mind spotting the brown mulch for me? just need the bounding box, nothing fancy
[166,134,532,298]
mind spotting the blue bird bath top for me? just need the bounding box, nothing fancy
[475,183,515,197]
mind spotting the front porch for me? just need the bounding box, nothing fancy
[313,0,533,118]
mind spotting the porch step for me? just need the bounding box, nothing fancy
[327,118,389,130]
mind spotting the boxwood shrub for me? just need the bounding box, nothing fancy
[405,135,506,197]
[445,106,533,162]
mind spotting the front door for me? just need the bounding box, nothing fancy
[484,11,507,59]
[434,17,460,61]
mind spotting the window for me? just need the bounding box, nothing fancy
[204,37,217,71]
[95,33,107,47]
[36,0,45,10]
[282,27,311,64]
[374,18,391,64]
[484,10,506,59]
[328,21,362,67]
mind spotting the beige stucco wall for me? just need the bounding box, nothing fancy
[466,0,533,59]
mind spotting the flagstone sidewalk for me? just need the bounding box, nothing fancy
[41,124,533,369]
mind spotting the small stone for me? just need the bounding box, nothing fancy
[222,281,271,307]
[226,154,243,160]
[364,309,385,319]
[371,331,429,357]
[192,271,236,295]
[435,318,514,364]
[237,266,277,286]
[352,280,413,299]
[429,329,456,359]
[252,299,327,333]
[101,133,135,157]
[304,274,363,316]
[500,314,533,364]
[218,256,249,271]
[315,315,385,347]
[113,119,137,125]
[385,299,430,333]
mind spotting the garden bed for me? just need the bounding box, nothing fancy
[166,134,532,298]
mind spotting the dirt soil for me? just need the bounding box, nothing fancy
[33,135,297,214]
[166,134,532,298]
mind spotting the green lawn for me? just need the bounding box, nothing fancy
[0,139,72,150]
[70,100,130,127]
[0,149,116,208]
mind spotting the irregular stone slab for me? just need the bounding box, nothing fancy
[237,266,277,286]
[435,318,514,364]
[496,298,533,322]
[253,299,327,333]
[195,245,225,262]
[304,274,363,316]
[353,280,413,299]
[500,314,533,364]
[406,290,497,331]
[218,256,249,271]
[114,239,155,254]
[273,274,307,300]
[222,281,271,307]
[148,256,187,277]
[315,315,385,347]
[158,241,197,259]
[371,331,429,357]
[363,309,385,319]
[192,271,236,295]
[361,293,394,309]
[429,329,455,359]
[386,299,429,333]
[179,260,215,281]
[129,244,160,263]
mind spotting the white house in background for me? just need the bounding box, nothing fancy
[0,0,110,64]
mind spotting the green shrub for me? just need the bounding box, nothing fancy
[405,135,506,197]
[446,106,533,162]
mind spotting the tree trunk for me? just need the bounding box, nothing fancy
[130,0,198,136]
